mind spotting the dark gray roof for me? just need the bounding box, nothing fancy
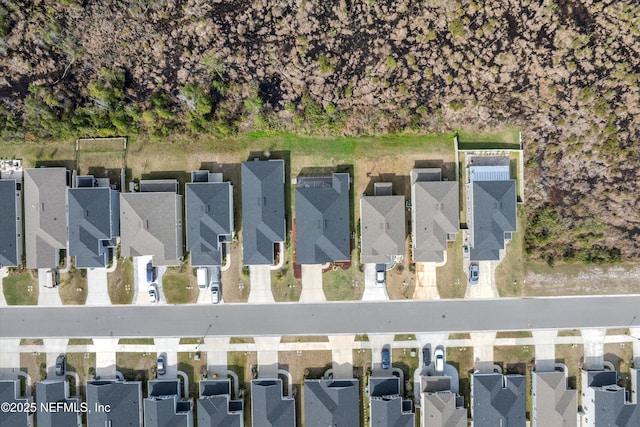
[583,370,639,426]
[144,380,192,427]
[24,168,68,269]
[531,371,576,427]
[68,187,119,268]
[303,378,359,426]
[186,182,233,266]
[295,174,350,264]
[36,380,81,427]
[411,169,459,263]
[241,160,286,265]
[0,379,31,427]
[120,190,183,266]
[369,377,414,427]
[251,379,295,427]
[198,379,243,427]
[472,373,525,427]
[86,380,142,427]
[469,180,517,261]
[0,180,19,267]
[360,191,406,264]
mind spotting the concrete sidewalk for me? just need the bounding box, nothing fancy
[300,264,326,302]
[86,268,110,305]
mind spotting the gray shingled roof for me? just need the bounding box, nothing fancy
[36,380,82,427]
[144,380,192,427]
[186,182,233,266]
[120,190,183,266]
[360,192,406,264]
[198,379,243,427]
[422,392,467,427]
[472,373,525,427]
[304,379,359,427]
[251,379,295,427]
[469,180,517,261]
[0,180,19,267]
[0,379,31,427]
[86,380,142,427]
[241,160,286,265]
[295,174,350,264]
[68,187,119,268]
[24,168,68,269]
[531,371,576,427]
[582,370,639,426]
[369,377,414,427]
[411,169,459,263]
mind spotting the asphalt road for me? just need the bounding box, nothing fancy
[0,296,638,339]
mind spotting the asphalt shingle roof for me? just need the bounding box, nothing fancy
[24,168,68,269]
[472,373,525,427]
[251,379,295,427]
[531,371,576,427]
[421,392,467,427]
[86,380,142,427]
[68,187,119,268]
[303,379,359,427]
[36,380,81,427]
[144,380,192,427]
[0,379,31,427]
[241,160,286,265]
[0,180,19,267]
[295,174,350,264]
[197,379,243,427]
[360,191,405,264]
[186,182,233,266]
[369,377,414,427]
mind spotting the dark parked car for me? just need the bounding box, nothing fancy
[146,262,156,283]
[55,354,66,376]
[469,263,479,285]
[422,345,431,366]
[375,264,386,286]
[381,348,390,369]
[157,354,166,376]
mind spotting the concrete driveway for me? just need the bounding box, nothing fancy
[44,338,68,378]
[369,334,394,375]
[248,265,275,303]
[413,262,439,299]
[86,268,110,305]
[582,328,606,370]
[0,338,21,378]
[133,256,167,305]
[0,267,7,306]
[465,261,499,299]
[155,338,180,378]
[329,335,355,378]
[362,263,388,301]
[300,264,326,302]
[38,269,62,306]
[94,338,118,379]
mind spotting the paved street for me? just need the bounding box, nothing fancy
[1,296,640,338]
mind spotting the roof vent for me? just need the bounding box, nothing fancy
[144,220,149,230]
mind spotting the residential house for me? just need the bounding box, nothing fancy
[120,180,183,266]
[251,379,295,427]
[35,379,82,427]
[304,378,359,426]
[467,158,517,261]
[531,371,576,427]
[24,168,69,269]
[144,379,193,427]
[581,369,639,426]
[410,168,459,263]
[295,173,350,264]
[0,379,33,427]
[419,375,466,427]
[241,159,286,266]
[197,379,243,427]
[67,176,119,268]
[86,380,142,427]
[471,373,525,427]
[186,171,233,267]
[360,182,406,264]
[0,179,20,267]
[369,377,414,427]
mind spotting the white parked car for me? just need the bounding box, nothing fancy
[434,346,445,372]
[197,268,208,290]
[211,284,220,304]
[148,284,158,304]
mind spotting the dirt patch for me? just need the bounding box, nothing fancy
[386,256,416,300]
[221,240,248,303]
[107,257,134,304]
[59,268,88,305]
[20,352,46,384]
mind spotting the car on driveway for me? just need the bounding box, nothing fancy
[157,354,166,376]
[55,354,66,376]
[381,348,390,369]
[469,263,479,285]
[375,264,386,286]
[434,346,445,372]
[422,345,431,366]
[148,284,158,304]
[197,268,208,290]
[211,284,221,304]
[146,262,156,283]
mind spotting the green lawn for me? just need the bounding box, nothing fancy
[323,261,363,301]
[162,269,198,304]
[2,271,38,305]
[118,338,154,345]
[496,205,525,297]
[436,233,467,299]
[456,128,520,149]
